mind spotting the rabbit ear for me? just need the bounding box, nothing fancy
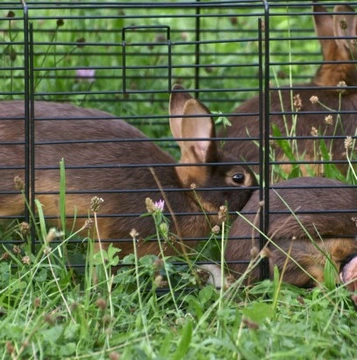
[169,94,217,187]
[333,5,357,58]
[313,4,336,61]
[169,85,216,164]
[179,98,215,164]
[169,84,194,149]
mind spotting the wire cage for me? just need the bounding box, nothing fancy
[1,0,357,286]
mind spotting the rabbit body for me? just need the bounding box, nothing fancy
[226,177,357,287]
[0,91,257,257]
[224,4,357,176]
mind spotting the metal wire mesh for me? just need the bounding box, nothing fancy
[1,0,357,283]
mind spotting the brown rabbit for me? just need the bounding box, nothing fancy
[223,4,357,176]
[225,177,357,288]
[0,84,257,257]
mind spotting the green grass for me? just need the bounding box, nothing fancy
[1,161,357,358]
[1,2,357,358]
[1,223,357,359]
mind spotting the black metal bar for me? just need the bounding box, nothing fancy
[29,22,36,253]
[122,27,127,94]
[194,0,200,98]
[261,0,270,280]
[20,0,32,249]
[167,27,172,92]
[258,15,264,279]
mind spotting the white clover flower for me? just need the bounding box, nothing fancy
[76,68,96,83]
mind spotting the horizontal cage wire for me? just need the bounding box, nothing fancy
[0,0,356,290]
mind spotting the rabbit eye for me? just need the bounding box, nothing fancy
[232,173,245,184]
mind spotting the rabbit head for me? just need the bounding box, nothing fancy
[313,4,357,87]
